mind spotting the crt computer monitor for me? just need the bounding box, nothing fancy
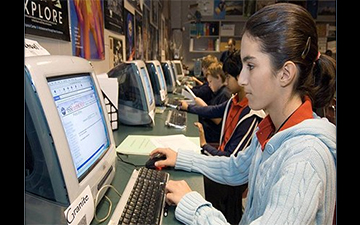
[107,60,156,126]
[25,55,116,224]
[146,60,168,105]
[171,60,184,79]
[161,60,176,92]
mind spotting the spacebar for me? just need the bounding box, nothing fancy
[107,169,140,225]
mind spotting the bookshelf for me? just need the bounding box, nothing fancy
[189,21,220,53]
[184,0,336,61]
[188,20,245,53]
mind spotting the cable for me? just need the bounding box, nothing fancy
[93,184,121,223]
[116,152,143,167]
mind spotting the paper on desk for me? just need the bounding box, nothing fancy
[116,134,200,155]
[150,134,201,153]
[181,88,195,102]
[184,85,196,98]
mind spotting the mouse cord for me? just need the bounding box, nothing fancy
[116,152,143,167]
[93,184,122,223]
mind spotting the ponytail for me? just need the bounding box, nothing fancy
[311,54,336,109]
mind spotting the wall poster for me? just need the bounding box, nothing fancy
[127,0,143,12]
[69,0,105,60]
[109,36,125,68]
[135,11,144,60]
[150,0,158,28]
[142,6,150,61]
[104,0,125,34]
[124,9,135,60]
[25,0,70,41]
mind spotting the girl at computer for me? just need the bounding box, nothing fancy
[180,58,265,224]
[150,3,336,225]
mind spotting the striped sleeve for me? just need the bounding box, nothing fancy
[231,116,260,156]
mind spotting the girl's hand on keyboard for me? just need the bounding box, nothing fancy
[165,180,192,205]
[179,100,188,111]
[150,148,177,168]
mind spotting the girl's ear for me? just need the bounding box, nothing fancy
[279,61,297,87]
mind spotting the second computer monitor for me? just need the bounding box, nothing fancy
[107,60,156,126]
[171,60,184,79]
[161,60,176,92]
[146,60,168,105]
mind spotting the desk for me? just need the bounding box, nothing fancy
[91,104,204,225]
[112,105,200,145]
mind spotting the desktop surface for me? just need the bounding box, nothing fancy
[112,95,199,145]
[91,95,203,225]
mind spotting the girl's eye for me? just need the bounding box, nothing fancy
[247,64,254,70]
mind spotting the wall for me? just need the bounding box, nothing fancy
[25,0,171,75]
[170,0,336,71]
[25,28,124,75]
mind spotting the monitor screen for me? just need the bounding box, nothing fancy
[140,67,154,106]
[48,74,110,181]
[156,65,166,90]
[175,63,183,75]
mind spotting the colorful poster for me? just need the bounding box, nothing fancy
[24,0,70,41]
[225,0,243,16]
[214,0,226,19]
[125,9,135,60]
[69,0,105,60]
[104,0,125,34]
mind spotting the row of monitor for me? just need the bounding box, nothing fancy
[24,55,184,224]
[106,59,184,126]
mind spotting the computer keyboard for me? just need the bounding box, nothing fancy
[166,98,181,109]
[165,109,187,129]
[108,167,169,225]
[172,86,183,95]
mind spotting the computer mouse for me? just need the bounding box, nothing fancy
[145,153,167,170]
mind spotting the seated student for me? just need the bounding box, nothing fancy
[183,62,231,144]
[191,54,217,86]
[190,54,218,105]
[150,3,336,225]
[180,59,265,224]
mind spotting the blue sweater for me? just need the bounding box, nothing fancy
[174,114,336,225]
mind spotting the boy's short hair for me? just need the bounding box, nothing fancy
[222,58,242,79]
[206,62,226,82]
[202,54,218,68]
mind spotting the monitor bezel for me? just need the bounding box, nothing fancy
[25,55,116,204]
[171,60,184,77]
[128,60,157,113]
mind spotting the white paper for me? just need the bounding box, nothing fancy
[150,134,201,153]
[97,75,119,110]
[25,38,50,57]
[116,134,200,155]
[64,186,94,225]
[181,87,196,103]
[184,85,196,98]
[160,89,166,101]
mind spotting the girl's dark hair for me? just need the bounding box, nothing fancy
[243,3,336,109]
